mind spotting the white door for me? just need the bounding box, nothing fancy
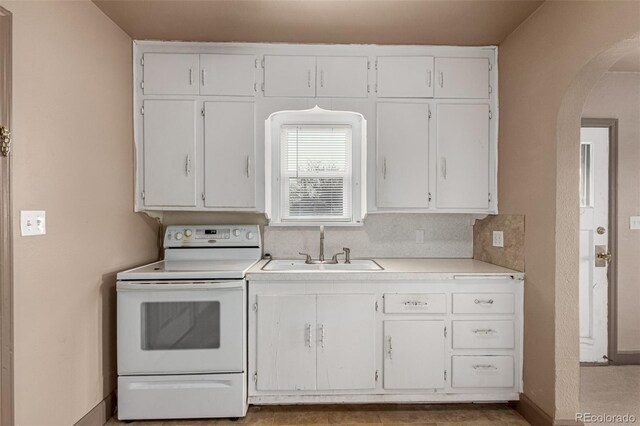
[316,56,368,98]
[376,56,434,98]
[579,127,610,363]
[383,321,446,390]
[434,57,489,99]
[200,54,256,96]
[143,100,197,207]
[263,56,316,97]
[436,104,490,209]
[143,53,199,95]
[203,101,256,208]
[316,294,376,390]
[256,295,316,391]
[117,282,244,375]
[377,103,430,208]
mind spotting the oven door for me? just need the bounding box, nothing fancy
[117,280,244,375]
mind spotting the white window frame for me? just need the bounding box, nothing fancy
[265,106,367,226]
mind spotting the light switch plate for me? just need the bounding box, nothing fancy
[492,230,504,248]
[20,210,46,236]
[631,216,640,230]
[415,229,425,244]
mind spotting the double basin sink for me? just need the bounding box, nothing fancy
[262,259,383,272]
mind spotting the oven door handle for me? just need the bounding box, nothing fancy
[116,281,244,291]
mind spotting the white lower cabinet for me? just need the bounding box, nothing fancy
[255,293,376,392]
[248,278,523,404]
[384,321,445,390]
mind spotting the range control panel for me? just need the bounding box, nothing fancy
[164,225,260,248]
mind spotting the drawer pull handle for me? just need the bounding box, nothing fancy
[472,364,498,370]
[403,301,428,306]
[472,328,497,335]
[474,298,494,305]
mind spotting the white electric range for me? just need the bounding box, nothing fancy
[116,225,260,421]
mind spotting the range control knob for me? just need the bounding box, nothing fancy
[233,229,241,237]
[184,229,193,237]
[175,232,183,240]
[246,232,254,240]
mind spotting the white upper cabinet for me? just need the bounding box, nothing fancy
[434,57,490,99]
[143,53,200,95]
[142,100,197,207]
[264,55,316,97]
[376,56,434,98]
[200,54,256,96]
[204,101,256,209]
[316,56,369,98]
[436,103,490,210]
[377,103,430,209]
[383,320,446,390]
[316,295,376,390]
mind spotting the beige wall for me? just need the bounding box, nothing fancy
[1,1,159,424]
[498,0,639,421]
[583,72,640,351]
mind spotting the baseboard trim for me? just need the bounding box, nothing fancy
[74,391,116,426]
[509,393,554,426]
[613,351,640,365]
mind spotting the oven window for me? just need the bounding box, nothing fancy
[141,301,220,350]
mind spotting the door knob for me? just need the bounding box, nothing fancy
[595,245,612,267]
[596,251,612,262]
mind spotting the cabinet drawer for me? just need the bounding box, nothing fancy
[452,293,514,314]
[384,293,446,314]
[451,356,514,388]
[452,321,514,349]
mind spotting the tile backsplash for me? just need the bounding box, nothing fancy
[263,214,477,259]
[473,214,525,272]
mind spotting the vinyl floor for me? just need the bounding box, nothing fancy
[107,403,530,425]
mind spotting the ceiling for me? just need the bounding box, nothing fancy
[609,47,640,73]
[92,0,544,46]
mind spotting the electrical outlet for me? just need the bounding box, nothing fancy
[21,210,46,236]
[415,229,425,244]
[630,216,640,230]
[492,230,504,248]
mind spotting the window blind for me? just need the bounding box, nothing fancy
[281,125,352,221]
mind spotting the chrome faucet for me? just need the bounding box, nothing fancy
[298,226,350,264]
[319,225,325,262]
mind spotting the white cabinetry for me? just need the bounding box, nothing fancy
[142,100,197,207]
[383,321,445,390]
[203,101,256,208]
[200,54,256,96]
[434,57,490,99]
[376,56,434,98]
[248,277,523,404]
[316,57,369,98]
[143,53,200,95]
[436,104,490,210]
[376,103,430,208]
[255,293,376,392]
[264,56,316,97]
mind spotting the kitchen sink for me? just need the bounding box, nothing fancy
[261,259,384,272]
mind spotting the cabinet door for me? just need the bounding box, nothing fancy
[143,53,199,95]
[436,104,490,210]
[376,56,434,98]
[143,100,197,207]
[256,295,316,391]
[204,102,256,208]
[200,54,256,96]
[316,294,376,390]
[377,103,430,208]
[264,56,316,97]
[317,56,368,98]
[434,57,489,99]
[383,321,446,390]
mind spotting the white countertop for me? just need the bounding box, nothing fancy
[247,258,524,281]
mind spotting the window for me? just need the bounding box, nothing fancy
[266,107,366,226]
[580,142,593,207]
